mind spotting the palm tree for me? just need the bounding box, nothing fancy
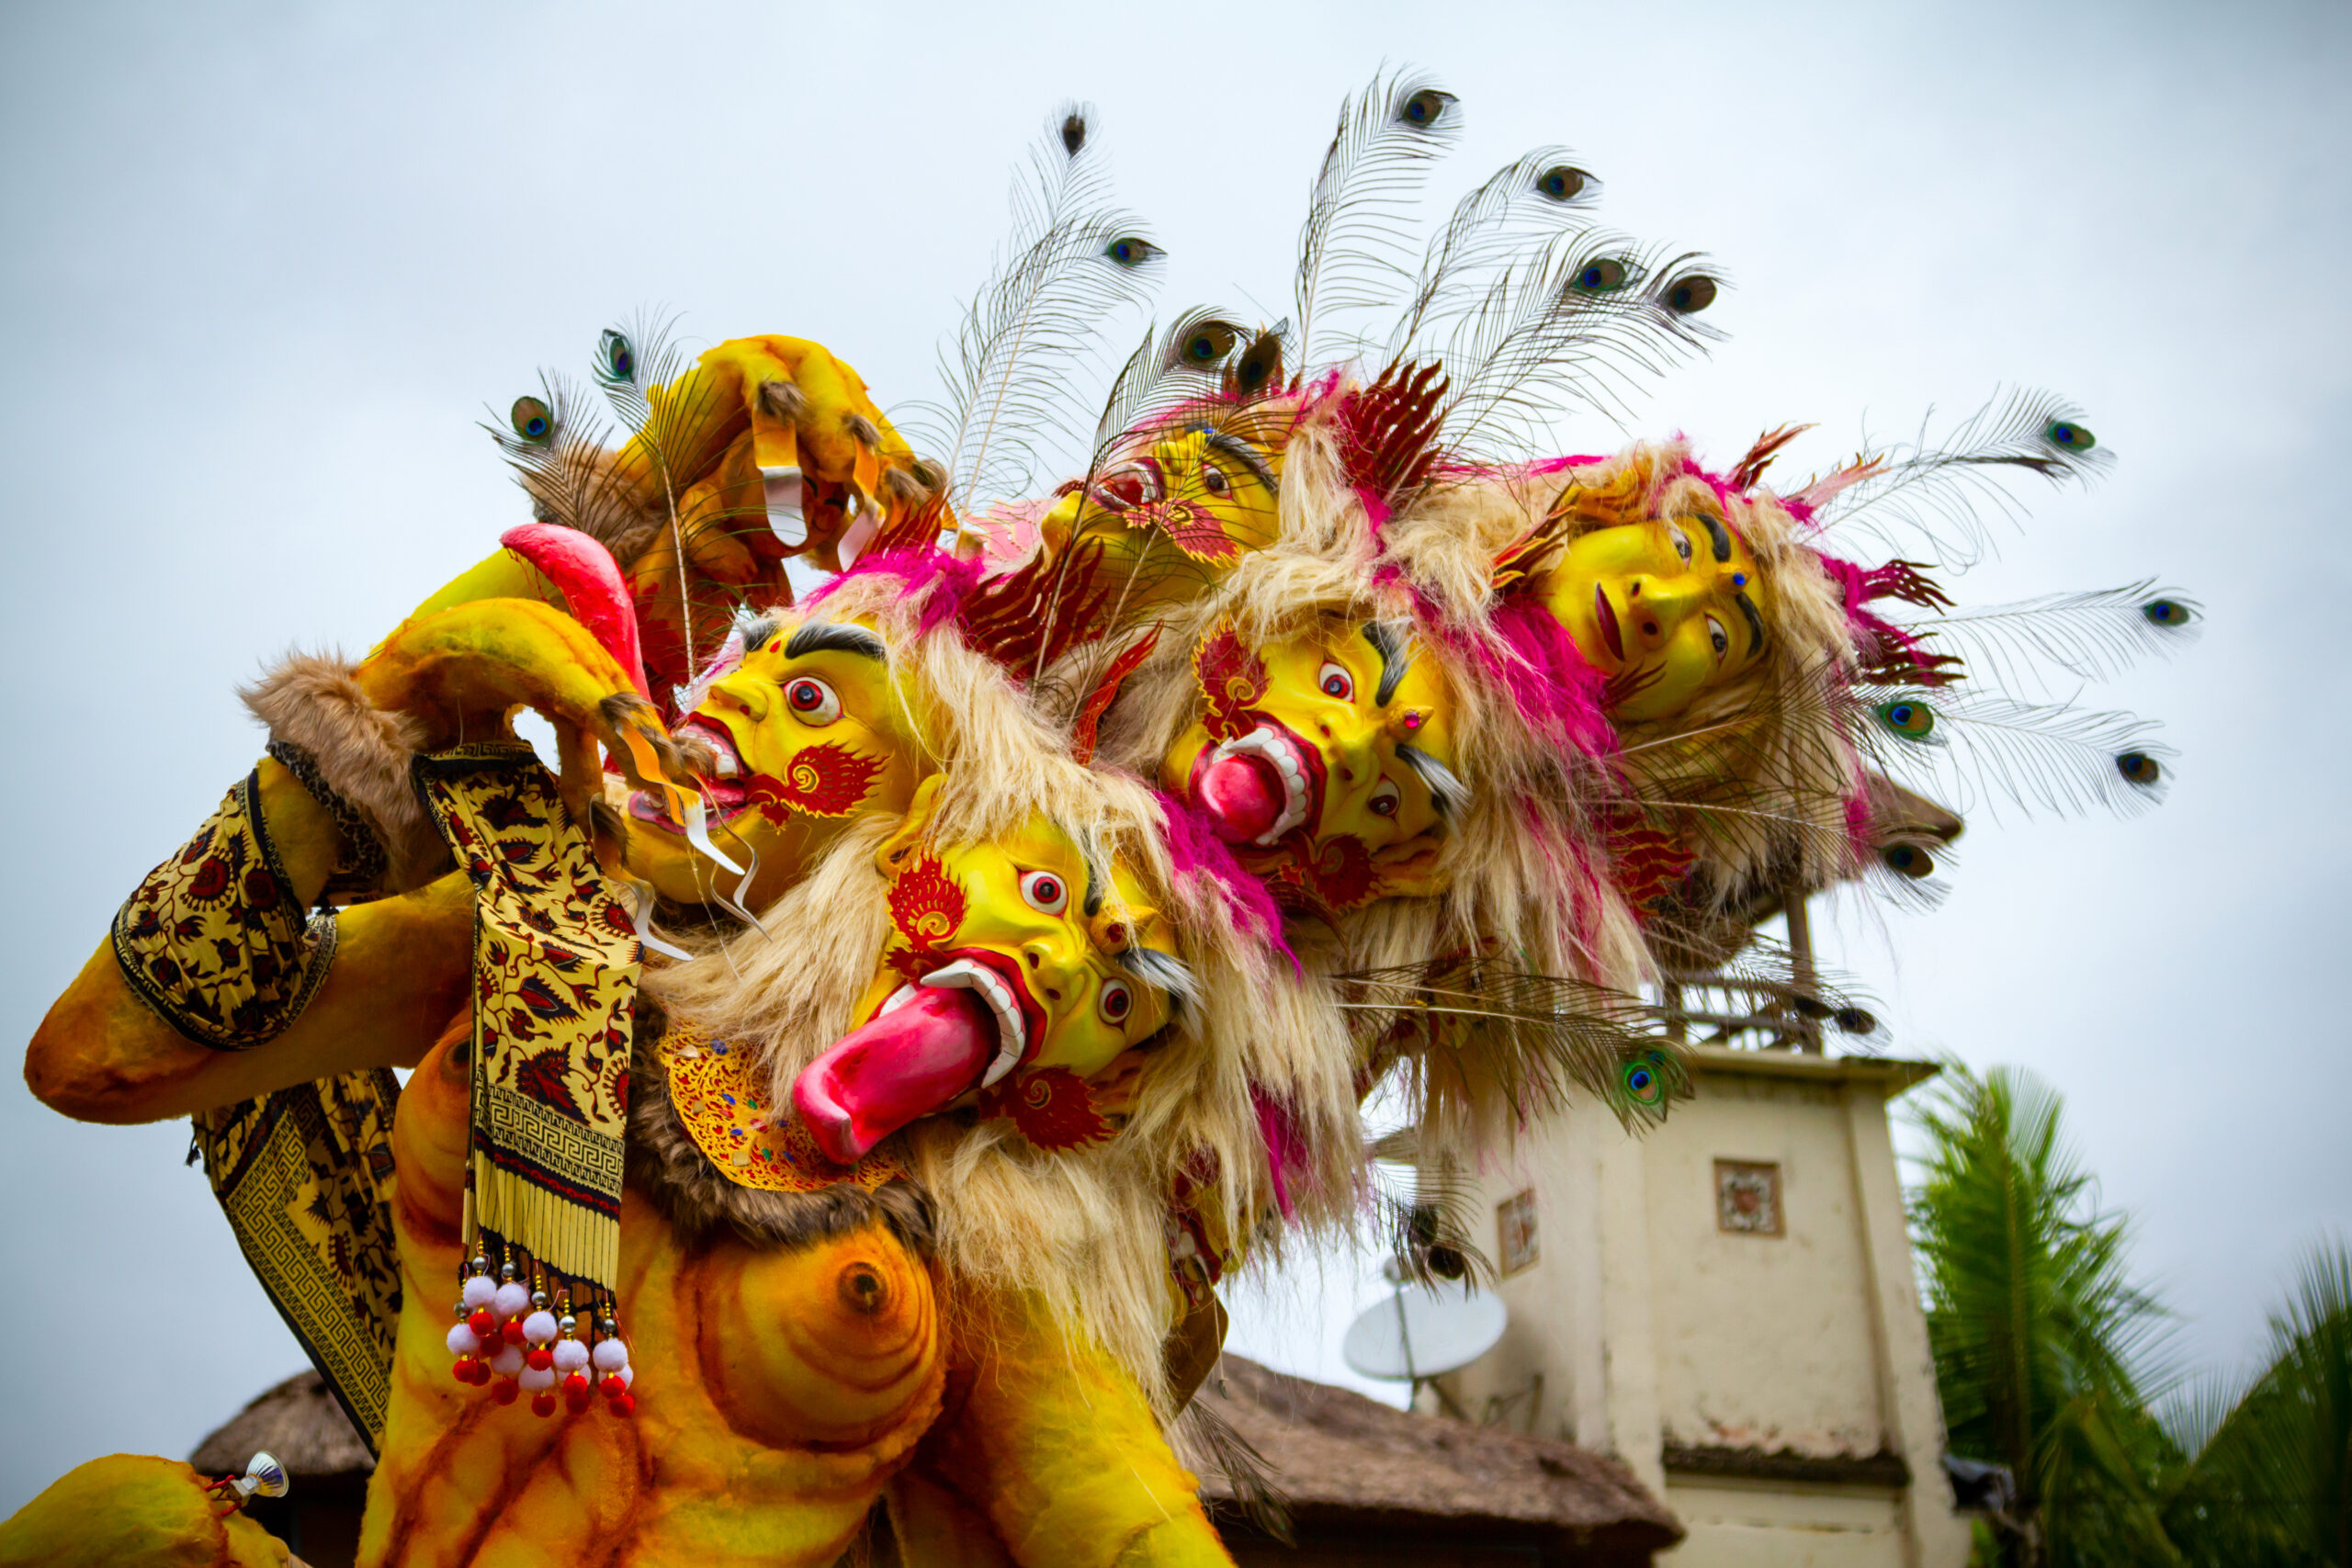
[1909,1065,2179,1568]
[2165,1240,2352,1567]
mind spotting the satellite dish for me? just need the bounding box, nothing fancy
[1341,1275,1508,1382]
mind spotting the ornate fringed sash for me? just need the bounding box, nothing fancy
[413,742,641,1321]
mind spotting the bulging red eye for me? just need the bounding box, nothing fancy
[1099,980,1133,1023]
[1317,661,1354,701]
[785,676,841,724]
[1019,871,1069,915]
[1202,464,1229,496]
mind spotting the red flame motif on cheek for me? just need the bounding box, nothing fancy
[887,853,967,949]
[1192,622,1269,742]
[1131,499,1243,566]
[979,1066,1111,1151]
[747,741,888,821]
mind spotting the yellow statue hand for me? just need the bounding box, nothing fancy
[357,596,694,831]
[0,1454,291,1568]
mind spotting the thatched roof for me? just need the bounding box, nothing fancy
[1193,1356,1679,1556]
[191,1371,373,1480]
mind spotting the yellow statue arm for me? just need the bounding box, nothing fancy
[0,1454,291,1568]
[912,1290,1235,1568]
[27,867,474,1124]
[27,597,690,1126]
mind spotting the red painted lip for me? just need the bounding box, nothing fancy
[1594,583,1625,663]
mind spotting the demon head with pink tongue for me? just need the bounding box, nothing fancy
[793,778,1192,1164]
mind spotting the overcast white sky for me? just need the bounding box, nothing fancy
[4,0,2346,1513]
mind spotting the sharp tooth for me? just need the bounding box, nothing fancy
[878,985,916,1017]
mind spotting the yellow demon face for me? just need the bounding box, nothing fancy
[1535,511,1771,722]
[791,783,1187,1162]
[1160,620,1462,915]
[1037,424,1283,613]
[626,615,927,908]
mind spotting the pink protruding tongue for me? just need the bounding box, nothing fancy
[793,987,997,1164]
[499,523,652,699]
[1193,750,1284,844]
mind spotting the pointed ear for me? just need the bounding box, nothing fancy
[1370,833,1450,899]
[875,774,945,874]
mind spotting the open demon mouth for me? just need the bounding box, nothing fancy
[628,718,752,833]
[791,949,1047,1164]
[1594,583,1626,664]
[1186,717,1325,848]
[1082,456,1164,516]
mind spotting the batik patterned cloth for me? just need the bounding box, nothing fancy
[660,1014,907,1192]
[192,1070,403,1452]
[111,770,337,1051]
[414,742,641,1297]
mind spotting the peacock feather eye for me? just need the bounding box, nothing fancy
[1535,164,1589,202]
[1621,1050,1668,1107]
[1883,843,1935,879]
[1874,699,1936,740]
[1183,321,1238,366]
[509,396,553,443]
[1234,332,1282,395]
[1570,258,1631,294]
[2043,418,2096,453]
[1104,236,1164,269]
[1398,89,1455,129]
[2116,751,2162,786]
[1666,275,1718,313]
[599,329,636,386]
[2143,598,2193,627]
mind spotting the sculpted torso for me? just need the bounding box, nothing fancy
[368,1023,944,1568]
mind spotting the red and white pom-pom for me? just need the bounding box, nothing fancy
[523,1310,558,1346]
[591,1338,629,1374]
[451,1355,482,1385]
[531,1393,558,1418]
[518,1365,557,1393]
[492,1280,531,1320]
[461,1274,497,1313]
[491,1379,520,1406]
[446,1323,483,1359]
[489,1344,525,1378]
[466,1307,498,1341]
[552,1340,590,1375]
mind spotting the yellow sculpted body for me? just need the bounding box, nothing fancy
[360,1030,944,1568]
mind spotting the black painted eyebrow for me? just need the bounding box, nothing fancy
[1363,622,1412,706]
[783,621,888,661]
[1202,429,1275,495]
[1699,513,1734,564]
[1736,592,1767,661]
[1397,743,1469,818]
[1082,858,1106,919]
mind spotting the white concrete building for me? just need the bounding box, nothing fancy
[1434,1036,1972,1568]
